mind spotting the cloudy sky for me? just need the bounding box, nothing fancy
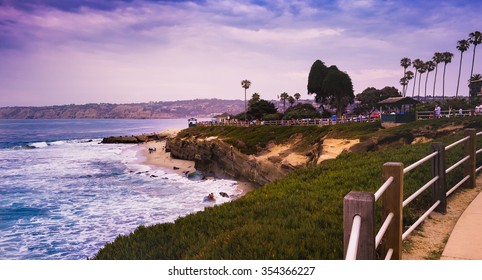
[0,0,481,106]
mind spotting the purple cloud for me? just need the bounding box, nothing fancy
[0,0,481,106]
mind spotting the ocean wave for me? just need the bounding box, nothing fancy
[27,142,49,148]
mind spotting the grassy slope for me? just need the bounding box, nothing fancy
[176,122,381,155]
[94,118,482,259]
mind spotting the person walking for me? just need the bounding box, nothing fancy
[435,104,441,118]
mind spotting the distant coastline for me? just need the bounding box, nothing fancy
[0,99,245,119]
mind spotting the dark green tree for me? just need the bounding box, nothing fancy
[356,87,379,116]
[379,86,402,100]
[283,103,322,120]
[246,99,277,120]
[356,86,400,117]
[307,60,329,104]
[321,67,355,118]
[307,60,355,117]
[248,92,260,108]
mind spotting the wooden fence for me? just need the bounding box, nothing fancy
[344,129,482,260]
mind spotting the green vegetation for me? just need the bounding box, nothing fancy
[177,122,381,155]
[355,86,400,116]
[282,103,321,120]
[307,60,354,118]
[94,118,482,260]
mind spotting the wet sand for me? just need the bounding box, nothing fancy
[138,140,257,195]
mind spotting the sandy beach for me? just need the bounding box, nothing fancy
[138,137,256,196]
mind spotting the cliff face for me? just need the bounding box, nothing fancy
[167,135,327,186]
[0,99,245,119]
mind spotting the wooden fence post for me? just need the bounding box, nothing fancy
[431,142,447,213]
[464,129,476,188]
[343,191,375,260]
[381,162,404,260]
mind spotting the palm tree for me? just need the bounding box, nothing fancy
[455,39,470,97]
[280,92,289,111]
[441,52,454,103]
[416,60,426,100]
[469,31,482,79]
[400,77,408,95]
[294,93,301,104]
[400,57,412,95]
[424,61,436,99]
[432,52,444,101]
[471,74,482,81]
[241,79,251,122]
[248,92,260,108]
[411,59,422,97]
[288,96,295,107]
[404,70,414,97]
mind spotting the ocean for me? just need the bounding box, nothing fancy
[0,119,241,260]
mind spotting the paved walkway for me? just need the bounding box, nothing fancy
[441,175,482,260]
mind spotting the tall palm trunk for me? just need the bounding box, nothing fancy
[244,88,247,122]
[456,52,464,97]
[424,71,430,99]
[411,71,418,97]
[470,44,477,78]
[442,64,448,103]
[432,65,439,101]
[417,72,423,100]
[404,80,410,97]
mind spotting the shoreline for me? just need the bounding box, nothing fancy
[137,139,257,196]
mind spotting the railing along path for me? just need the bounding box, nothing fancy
[344,128,481,260]
[197,116,379,127]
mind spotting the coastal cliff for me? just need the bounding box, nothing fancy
[166,133,360,186]
[167,136,290,186]
[101,128,330,186]
[0,99,244,119]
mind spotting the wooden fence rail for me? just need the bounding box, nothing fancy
[344,128,481,260]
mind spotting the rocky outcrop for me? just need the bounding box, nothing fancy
[101,133,167,144]
[167,136,306,186]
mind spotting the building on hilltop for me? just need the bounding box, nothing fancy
[469,78,482,100]
[378,96,420,123]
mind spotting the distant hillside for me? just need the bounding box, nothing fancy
[0,99,246,119]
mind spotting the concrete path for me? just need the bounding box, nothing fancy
[441,175,482,260]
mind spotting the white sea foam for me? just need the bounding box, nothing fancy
[29,142,49,148]
[0,138,240,260]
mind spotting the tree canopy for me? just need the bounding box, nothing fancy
[307,60,329,103]
[247,99,278,120]
[307,60,355,117]
[356,86,401,116]
[236,93,278,120]
[282,103,322,120]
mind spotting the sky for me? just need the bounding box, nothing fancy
[0,0,481,106]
